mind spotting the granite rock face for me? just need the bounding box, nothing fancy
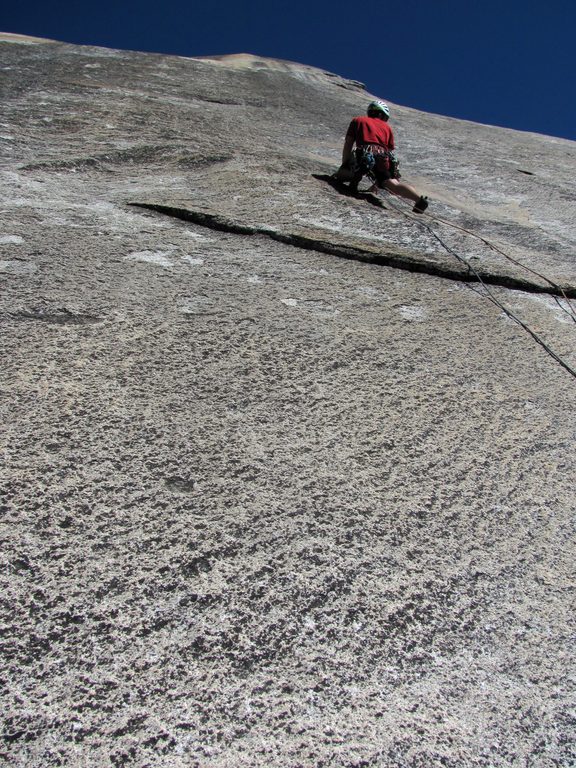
[1,33,575,767]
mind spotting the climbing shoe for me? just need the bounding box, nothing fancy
[413,196,429,213]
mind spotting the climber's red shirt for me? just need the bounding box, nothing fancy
[346,116,395,150]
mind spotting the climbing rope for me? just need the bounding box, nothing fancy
[383,193,576,381]
[423,209,576,324]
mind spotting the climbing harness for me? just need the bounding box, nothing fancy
[352,145,401,184]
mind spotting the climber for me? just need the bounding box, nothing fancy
[333,100,429,213]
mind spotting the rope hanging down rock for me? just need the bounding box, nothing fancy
[423,210,576,325]
[384,194,576,381]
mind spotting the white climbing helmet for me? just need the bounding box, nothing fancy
[367,100,390,118]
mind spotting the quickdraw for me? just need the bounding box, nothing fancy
[354,146,377,179]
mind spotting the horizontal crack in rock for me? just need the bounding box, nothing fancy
[129,203,576,298]
[8,308,101,325]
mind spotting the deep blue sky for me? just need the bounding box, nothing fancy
[2,0,575,141]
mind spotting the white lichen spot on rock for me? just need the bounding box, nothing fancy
[0,234,24,244]
[184,231,212,242]
[519,294,576,325]
[398,304,426,321]
[178,297,215,315]
[247,275,263,284]
[280,296,338,316]
[125,251,174,267]
[181,255,204,266]
[0,260,36,274]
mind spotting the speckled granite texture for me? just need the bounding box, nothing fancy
[1,34,575,767]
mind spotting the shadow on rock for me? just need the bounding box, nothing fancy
[312,173,386,208]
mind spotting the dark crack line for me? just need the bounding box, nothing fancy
[130,200,576,380]
[129,202,576,299]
